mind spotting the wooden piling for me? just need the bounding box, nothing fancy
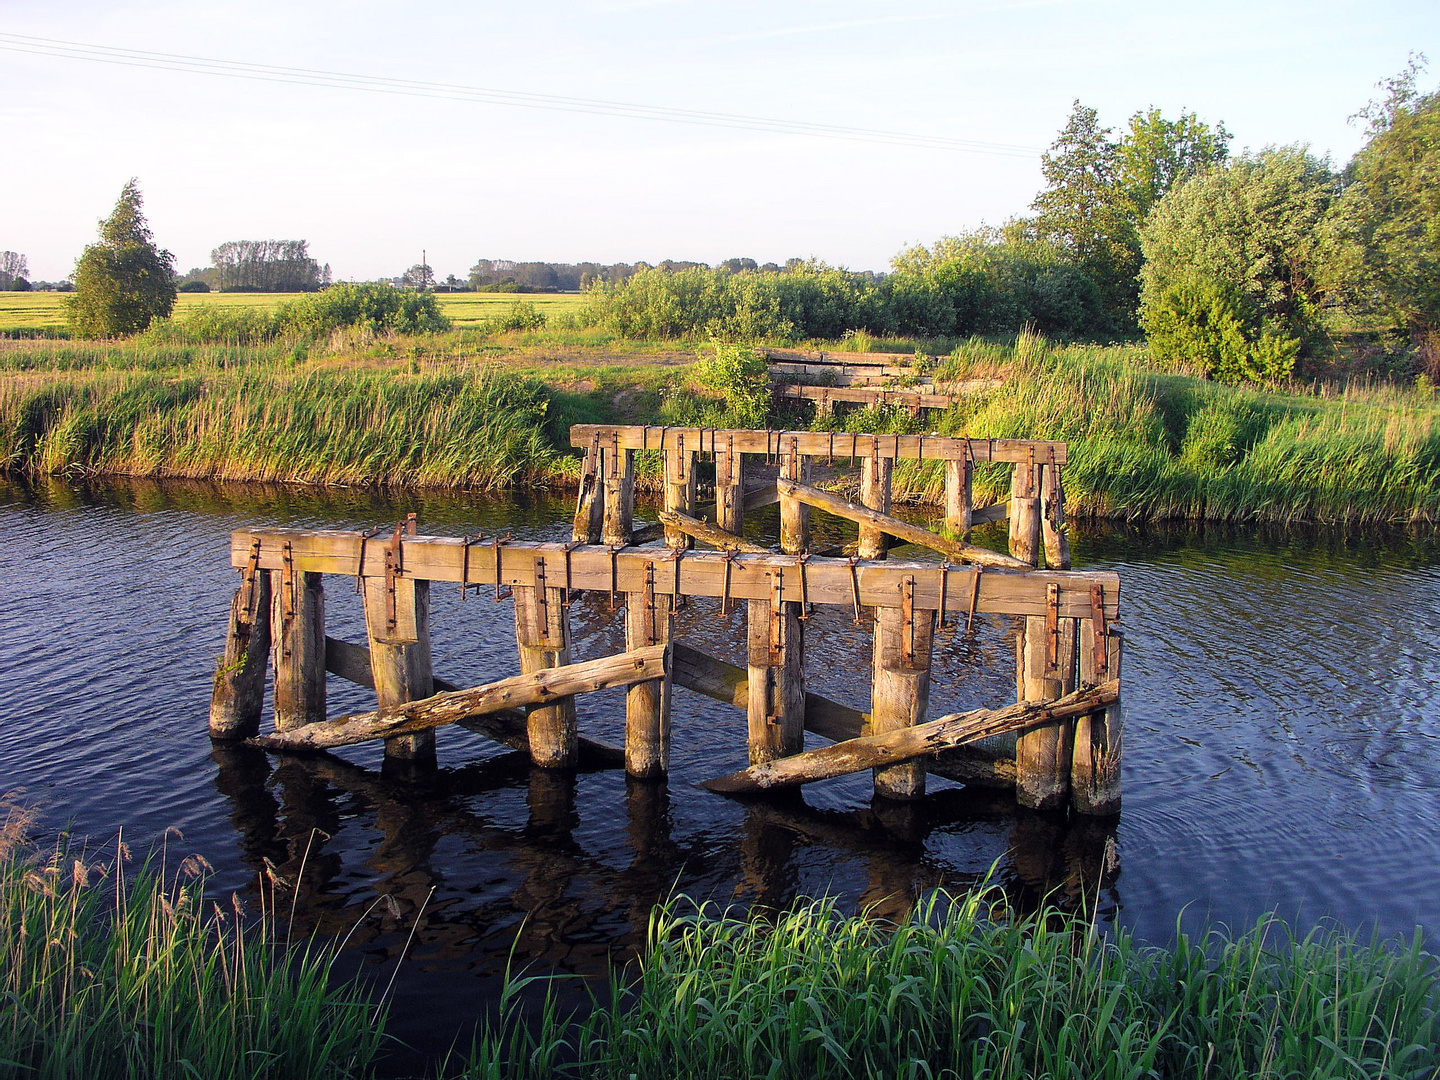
[271,565,325,732]
[514,583,578,768]
[944,457,973,540]
[1008,460,1041,567]
[362,571,436,761]
[1040,462,1071,570]
[624,572,673,779]
[209,572,272,739]
[858,452,893,560]
[870,592,934,801]
[779,440,810,556]
[663,444,697,549]
[1073,622,1123,815]
[714,442,744,537]
[601,445,635,547]
[747,597,805,764]
[1014,613,1077,811]
[572,438,605,544]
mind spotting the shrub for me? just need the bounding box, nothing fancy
[688,341,771,428]
[483,301,547,333]
[278,282,451,338]
[177,280,211,293]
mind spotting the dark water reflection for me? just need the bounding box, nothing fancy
[3,476,1439,1068]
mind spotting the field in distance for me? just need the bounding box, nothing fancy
[0,290,589,332]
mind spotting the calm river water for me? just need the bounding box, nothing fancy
[3,476,1439,1066]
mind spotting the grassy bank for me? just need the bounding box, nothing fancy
[7,801,1439,1080]
[0,802,382,1079]
[1,324,1436,524]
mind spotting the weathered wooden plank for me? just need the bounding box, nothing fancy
[1073,624,1123,815]
[1009,462,1041,567]
[515,585,577,768]
[703,682,1118,794]
[362,571,435,761]
[232,532,1120,620]
[569,425,1067,465]
[972,503,1008,526]
[322,636,624,767]
[271,567,325,731]
[658,509,769,553]
[572,440,604,544]
[209,574,272,740]
[1041,462,1071,570]
[601,446,635,547]
[777,479,1030,570]
[251,645,669,752]
[774,383,999,408]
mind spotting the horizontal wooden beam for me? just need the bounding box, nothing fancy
[761,347,933,369]
[775,381,999,408]
[323,636,625,767]
[252,645,669,752]
[703,681,1119,794]
[569,425,1066,465]
[778,478,1030,570]
[658,510,768,553]
[231,530,1119,620]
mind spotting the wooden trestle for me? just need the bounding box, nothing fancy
[210,424,1122,816]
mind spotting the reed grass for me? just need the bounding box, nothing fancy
[457,891,1440,1080]
[0,800,382,1079]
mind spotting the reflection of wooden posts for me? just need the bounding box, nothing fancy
[514,577,578,769]
[601,443,635,547]
[1015,599,1078,811]
[871,582,933,801]
[362,539,435,761]
[747,592,805,765]
[271,558,325,732]
[1041,459,1070,569]
[858,447,892,560]
[944,456,973,540]
[663,441,697,549]
[625,571,672,779]
[779,439,810,555]
[714,441,744,536]
[572,436,604,544]
[210,570,272,739]
[1073,621,1123,815]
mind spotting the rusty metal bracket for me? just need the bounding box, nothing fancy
[459,534,486,599]
[769,567,784,658]
[847,555,863,627]
[561,540,583,608]
[1045,581,1061,675]
[666,545,687,610]
[965,566,983,635]
[1090,582,1109,676]
[237,536,263,631]
[936,561,950,627]
[534,555,550,633]
[719,548,738,616]
[492,534,513,602]
[900,575,916,666]
[796,553,812,621]
[674,432,687,485]
[403,512,417,537]
[643,561,659,645]
[608,544,624,612]
[279,540,297,658]
[826,430,835,466]
[353,526,385,594]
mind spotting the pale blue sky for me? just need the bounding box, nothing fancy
[2,0,1437,281]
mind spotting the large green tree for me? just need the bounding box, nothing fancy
[1328,57,1440,371]
[67,179,177,337]
[1031,102,1228,329]
[1139,147,1338,383]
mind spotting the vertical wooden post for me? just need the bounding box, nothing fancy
[1015,613,1077,811]
[362,572,435,761]
[210,573,272,739]
[858,450,893,560]
[871,588,934,801]
[1008,458,1041,567]
[572,437,604,544]
[746,595,805,764]
[815,390,834,418]
[779,439,810,555]
[1041,461,1071,570]
[271,563,325,732]
[714,442,744,537]
[944,456,973,540]
[601,444,635,547]
[663,442,697,549]
[1073,623,1123,815]
[514,580,578,769]
[624,569,672,779]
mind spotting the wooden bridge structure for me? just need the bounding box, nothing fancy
[210,424,1122,815]
[760,348,1000,416]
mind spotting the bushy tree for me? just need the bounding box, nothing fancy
[1140,147,1337,382]
[1327,57,1440,372]
[67,180,176,336]
[0,251,27,290]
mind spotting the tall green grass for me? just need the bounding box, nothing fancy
[458,892,1440,1080]
[0,801,382,1079]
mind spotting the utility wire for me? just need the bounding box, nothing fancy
[0,32,1042,158]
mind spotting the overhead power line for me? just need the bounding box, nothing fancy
[0,32,1042,158]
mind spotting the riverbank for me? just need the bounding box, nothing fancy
[1,327,1436,524]
[7,808,1438,1080]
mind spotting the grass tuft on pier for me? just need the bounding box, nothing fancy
[457,891,1440,1080]
[0,801,382,1080]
